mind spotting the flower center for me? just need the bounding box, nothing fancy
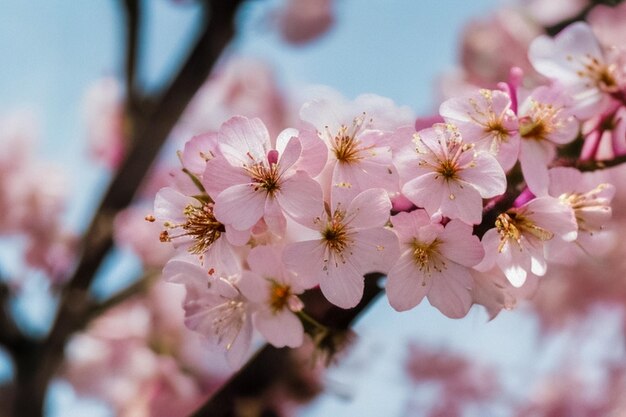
[268,281,293,313]
[321,210,350,253]
[246,162,281,196]
[411,239,445,278]
[519,100,561,141]
[160,202,225,255]
[560,183,611,232]
[495,212,554,252]
[326,113,373,165]
[570,53,619,93]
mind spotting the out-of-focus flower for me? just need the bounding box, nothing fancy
[82,77,125,169]
[273,0,334,45]
[179,57,288,139]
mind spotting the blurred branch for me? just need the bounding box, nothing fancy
[121,0,141,111]
[546,0,625,36]
[86,272,158,321]
[10,1,246,416]
[188,274,384,417]
[0,281,26,353]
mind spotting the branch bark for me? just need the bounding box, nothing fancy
[9,1,245,416]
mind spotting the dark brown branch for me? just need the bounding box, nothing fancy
[0,282,27,353]
[121,0,141,110]
[546,0,625,36]
[10,1,246,416]
[188,274,384,417]
[576,154,626,171]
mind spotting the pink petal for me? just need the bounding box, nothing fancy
[247,245,284,281]
[218,116,270,167]
[254,309,304,348]
[214,184,266,231]
[283,240,326,289]
[263,196,287,235]
[346,188,392,229]
[427,263,473,318]
[318,253,365,308]
[224,316,253,369]
[154,187,190,223]
[401,173,445,218]
[459,152,506,198]
[238,271,268,304]
[386,252,431,311]
[277,171,324,228]
[390,210,431,243]
[202,156,250,198]
[439,220,484,267]
[440,180,483,225]
[520,139,553,196]
[349,228,400,274]
[277,136,302,172]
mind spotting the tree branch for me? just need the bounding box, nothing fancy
[10,1,246,415]
[188,274,384,417]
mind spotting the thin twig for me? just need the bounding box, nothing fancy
[121,0,141,111]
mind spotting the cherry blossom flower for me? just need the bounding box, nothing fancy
[153,187,242,271]
[82,77,125,169]
[164,256,253,368]
[273,0,335,45]
[283,188,399,309]
[179,57,287,139]
[114,205,175,268]
[385,210,484,318]
[529,22,621,115]
[477,196,577,287]
[457,8,543,89]
[549,167,614,236]
[588,1,626,50]
[440,89,520,171]
[395,123,506,224]
[238,245,305,348]
[202,116,324,234]
[299,93,413,206]
[517,85,579,195]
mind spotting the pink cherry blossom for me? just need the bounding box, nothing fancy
[164,256,253,368]
[517,85,579,195]
[588,2,626,50]
[238,245,305,348]
[274,0,334,45]
[457,8,543,88]
[528,22,621,115]
[299,93,413,206]
[283,188,399,309]
[82,77,125,169]
[153,186,243,272]
[385,210,484,318]
[440,89,520,171]
[202,116,324,234]
[395,123,506,224]
[179,57,287,139]
[477,196,577,287]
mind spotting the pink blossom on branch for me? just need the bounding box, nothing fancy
[203,116,324,234]
[238,245,306,348]
[395,123,506,224]
[385,210,484,318]
[283,188,399,309]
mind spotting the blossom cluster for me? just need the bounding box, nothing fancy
[154,19,623,367]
